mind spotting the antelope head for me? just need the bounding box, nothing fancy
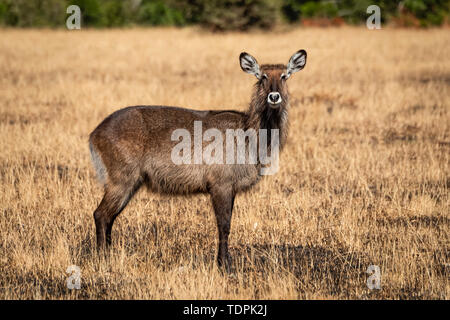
[239,50,307,109]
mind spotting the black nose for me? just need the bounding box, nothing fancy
[269,93,280,102]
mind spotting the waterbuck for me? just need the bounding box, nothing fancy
[89,50,307,269]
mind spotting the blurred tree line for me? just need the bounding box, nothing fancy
[0,0,448,30]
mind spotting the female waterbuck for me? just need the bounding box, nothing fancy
[89,50,307,268]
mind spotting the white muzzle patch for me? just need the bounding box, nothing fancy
[267,92,282,105]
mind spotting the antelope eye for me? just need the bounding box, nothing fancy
[281,74,287,80]
[262,74,268,80]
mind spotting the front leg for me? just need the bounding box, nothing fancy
[209,184,235,271]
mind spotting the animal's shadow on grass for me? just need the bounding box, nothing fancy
[77,225,370,293]
[376,215,450,230]
[228,244,371,297]
[74,222,373,297]
[80,233,95,254]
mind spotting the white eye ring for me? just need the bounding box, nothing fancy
[281,73,288,80]
[262,74,268,79]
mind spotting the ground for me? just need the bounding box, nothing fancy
[0,27,448,299]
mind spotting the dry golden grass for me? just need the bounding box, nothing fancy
[0,27,448,299]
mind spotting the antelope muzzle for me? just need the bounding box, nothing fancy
[267,91,282,107]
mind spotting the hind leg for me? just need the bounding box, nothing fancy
[94,179,142,249]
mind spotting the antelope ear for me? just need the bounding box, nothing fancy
[286,49,307,78]
[239,52,261,79]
